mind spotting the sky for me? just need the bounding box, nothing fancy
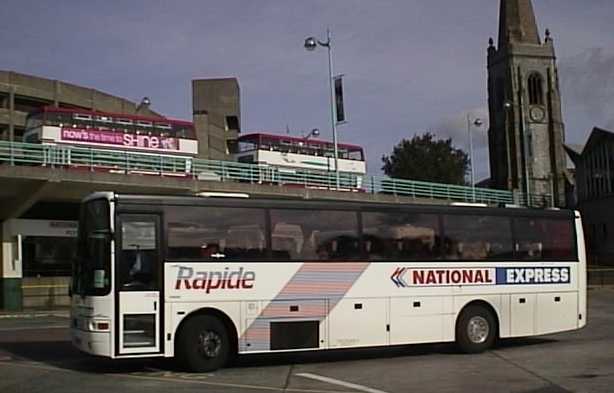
[2,0,614,181]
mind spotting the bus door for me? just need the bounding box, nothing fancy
[115,214,162,355]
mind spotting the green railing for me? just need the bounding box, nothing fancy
[0,140,546,206]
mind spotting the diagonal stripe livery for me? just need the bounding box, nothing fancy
[240,262,369,351]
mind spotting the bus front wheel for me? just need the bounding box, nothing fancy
[455,305,497,354]
[177,315,231,372]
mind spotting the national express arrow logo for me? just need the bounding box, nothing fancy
[390,267,408,287]
[391,267,571,287]
[391,267,495,287]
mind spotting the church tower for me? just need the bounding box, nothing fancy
[487,0,567,206]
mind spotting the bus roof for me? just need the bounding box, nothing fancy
[30,106,194,127]
[105,193,575,219]
[238,133,364,151]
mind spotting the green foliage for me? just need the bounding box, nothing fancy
[381,133,469,185]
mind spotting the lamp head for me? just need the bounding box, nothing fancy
[304,37,318,51]
[136,96,151,112]
[304,128,320,140]
[474,118,483,127]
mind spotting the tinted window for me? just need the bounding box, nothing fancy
[166,206,266,261]
[119,217,158,291]
[362,212,441,260]
[22,236,76,277]
[443,215,513,261]
[514,217,575,260]
[270,209,360,260]
[74,199,111,296]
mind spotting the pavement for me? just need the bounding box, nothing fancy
[1,289,613,393]
[0,309,69,319]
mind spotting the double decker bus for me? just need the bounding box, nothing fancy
[233,133,366,188]
[25,106,198,156]
[23,107,198,174]
[71,192,586,372]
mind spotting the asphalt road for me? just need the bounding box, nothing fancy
[1,289,613,393]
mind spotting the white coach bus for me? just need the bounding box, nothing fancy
[71,192,587,371]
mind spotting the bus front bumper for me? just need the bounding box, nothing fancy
[71,328,111,357]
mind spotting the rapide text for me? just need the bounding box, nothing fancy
[174,266,256,293]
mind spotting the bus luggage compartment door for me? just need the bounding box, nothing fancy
[118,291,160,354]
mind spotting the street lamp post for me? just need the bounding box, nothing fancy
[503,100,531,207]
[467,115,483,201]
[304,128,320,140]
[522,114,532,207]
[305,29,340,189]
[502,100,531,206]
[136,96,151,113]
[503,101,513,191]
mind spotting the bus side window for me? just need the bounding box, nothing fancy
[166,206,266,261]
[270,209,360,261]
[272,223,304,260]
[362,212,441,261]
[514,217,574,260]
[442,214,513,261]
[120,219,157,291]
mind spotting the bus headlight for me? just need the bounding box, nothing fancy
[87,319,111,332]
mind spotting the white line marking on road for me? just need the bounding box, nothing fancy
[0,325,66,332]
[296,373,389,393]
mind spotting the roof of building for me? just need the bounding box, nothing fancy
[0,70,161,118]
[564,127,614,165]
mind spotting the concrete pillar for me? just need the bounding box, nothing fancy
[9,86,15,142]
[608,142,612,194]
[193,112,210,160]
[1,222,23,311]
[53,80,60,107]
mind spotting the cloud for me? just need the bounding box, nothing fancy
[559,48,614,132]
[429,107,490,151]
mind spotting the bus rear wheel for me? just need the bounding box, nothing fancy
[177,315,231,372]
[456,305,497,354]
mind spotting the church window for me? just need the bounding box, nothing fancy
[528,73,544,105]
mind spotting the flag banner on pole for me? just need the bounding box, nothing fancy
[334,76,346,124]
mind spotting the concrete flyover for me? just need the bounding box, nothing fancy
[0,164,444,221]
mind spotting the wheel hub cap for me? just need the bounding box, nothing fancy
[198,331,222,358]
[467,316,489,344]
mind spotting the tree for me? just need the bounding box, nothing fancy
[381,132,469,185]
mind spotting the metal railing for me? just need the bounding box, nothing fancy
[588,268,614,287]
[0,140,548,206]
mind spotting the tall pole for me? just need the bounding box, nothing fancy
[523,115,532,206]
[504,101,513,190]
[326,29,340,189]
[467,114,475,201]
[305,29,340,190]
